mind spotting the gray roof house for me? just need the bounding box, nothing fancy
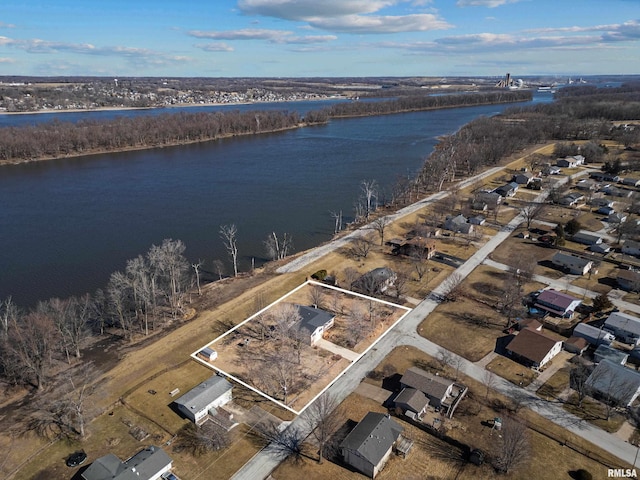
[604,311,640,345]
[572,323,614,346]
[571,231,602,245]
[494,182,519,197]
[622,177,640,187]
[352,267,397,295]
[474,191,502,207]
[400,367,453,409]
[551,252,593,275]
[594,344,629,365]
[294,305,336,345]
[590,197,615,208]
[623,240,640,257]
[174,375,233,424]
[444,214,474,234]
[617,269,640,292]
[393,388,429,419]
[586,359,640,407]
[340,412,403,478]
[81,446,172,480]
[512,172,533,184]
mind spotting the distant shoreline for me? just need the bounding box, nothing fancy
[0,96,343,116]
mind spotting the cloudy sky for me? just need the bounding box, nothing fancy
[0,0,638,77]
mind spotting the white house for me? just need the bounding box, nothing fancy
[506,327,563,369]
[294,305,336,345]
[174,375,233,424]
[534,289,582,318]
[81,446,172,480]
[572,322,615,346]
[444,214,474,234]
[551,252,593,275]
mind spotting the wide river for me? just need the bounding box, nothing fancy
[0,95,551,306]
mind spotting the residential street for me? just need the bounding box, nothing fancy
[233,167,636,479]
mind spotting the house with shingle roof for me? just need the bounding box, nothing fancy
[572,323,614,347]
[294,305,335,345]
[617,269,640,292]
[400,367,453,409]
[340,412,403,478]
[173,375,233,424]
[551,252,593,276]
[505,327,563,369]
[623,240,640,257]
[393,388,429,419]
[586,359,640,407]
[604,311,640,345]
[534,289,582,318]
[81,446,172,480]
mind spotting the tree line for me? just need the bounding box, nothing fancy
[416,84,640,191]
[0,90,531,164]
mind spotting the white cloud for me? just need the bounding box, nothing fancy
[0,57,15,63]
[308,14,451,33]
[238,0,397,20]
[188,29,336,44]
[198,42,234,52]
[237,0,451,34]
[0,22,16,29]
[456,0,522,7]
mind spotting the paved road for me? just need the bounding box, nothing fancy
[233,168,639,479]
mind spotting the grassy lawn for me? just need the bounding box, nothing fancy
[486,356,537,387]
[537,367,570,400]
[564,393,627,433]
[570,262,617,294]
[419,296,504,362]
[282,346,629,480]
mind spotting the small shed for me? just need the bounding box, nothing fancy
[198,347,218,361]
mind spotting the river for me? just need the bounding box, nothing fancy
[0,94,551,306]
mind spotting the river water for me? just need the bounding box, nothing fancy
[0,95,551,306]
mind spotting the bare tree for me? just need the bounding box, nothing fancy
[343,267,361,290]
[371,216,390,246]
[308,285,326,310]
[501,279,524,328]
[264,231,293,261]
[330,210,343,234]
[361,179,378,221]
[436,347,454,370]
[148,238,190,320]
[0,296,18,337]
[493,417,529,474]
[519,202,546,230]
[482,370,497,401]
[393,269,410,300]
[303,394,344,464]
[569,364,593,408]
[443,272,464,302]
[174,421,230,456]
[212,259,225,280]
[192,260,204,295]
[219,224,239,277]
[347,305,369,347]
[349,235,373,259]
[255,419,307,462]
[411,246,431,281]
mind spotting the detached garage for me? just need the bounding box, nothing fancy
[174,374,233,424]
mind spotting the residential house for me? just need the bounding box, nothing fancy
[399,367,467,418]
[393,388,429,419]
[294,305,336,345]
[174,375,233,424]
[543,165,562,175]
[81,446,172,480]
[576,179,597,191]
[607,212,628,224]
[563,336,589,355]
[594,344,629,365]
[505,327,563,369]
[469,215,486,226]
[534,289,582,318]
[590,172,620,182]
[604,311,640,345]
[444,214,474,234]
[622,240,640,257]
[590,197,615,208]
[586,359,640,407]
[551,252,593,275]
[597,206,616,216]
[617,269,640,292]
[474,191,503,208]
[604,186,632,198]
[352,267,397,295]
[571,231,602,246]
[590,243,612,254]
[559,193,585,207]
[512,172,533,185]
[340,412,403,478]
[395,237,436,259]
[494,182,519,197]
[557,155,584,168]
[572,323,615,346]
[622,178,640,187]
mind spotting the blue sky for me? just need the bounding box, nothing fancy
[0,0,638,77]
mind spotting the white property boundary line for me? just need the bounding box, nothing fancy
[191,280,412,416]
